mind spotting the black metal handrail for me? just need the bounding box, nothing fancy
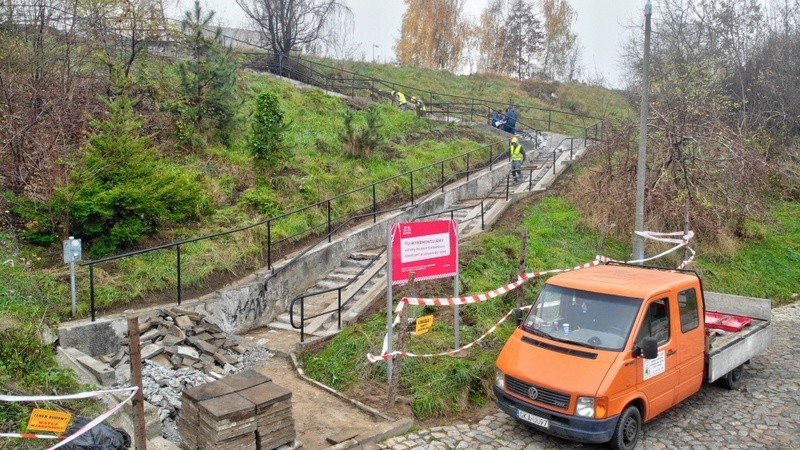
[75,31,602,322]
[257,53,603,136]
[80,138,508,320]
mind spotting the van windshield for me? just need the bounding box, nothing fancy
[522,284,641,351]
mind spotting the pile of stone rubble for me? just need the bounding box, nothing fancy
[99,308,276,441]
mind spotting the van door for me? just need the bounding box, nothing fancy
[674,287,705,402]
[634,295,678,419]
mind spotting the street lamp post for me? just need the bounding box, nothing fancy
[372,44,379,63]
[633,1,652,263]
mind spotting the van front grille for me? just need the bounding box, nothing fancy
[505,375,571,410]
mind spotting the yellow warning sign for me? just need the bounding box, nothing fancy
[414,315,434,335]
[27,408,72,434]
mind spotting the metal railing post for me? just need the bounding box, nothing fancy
[90,265,95,322]
[470,98,474,122]
[506,176,510,201]
[553,149,557,174]
[466,153,471,181]
[548,110,552,131]
[337,289,342,330]
[410,171,415,205]
[481,201,485,230]
[372,184,377,223]
[300,298,305,342]
[176,244,182,305]
[267,220,272,270]
[570,139,574,159]
[441,161,445,190]
[327,200,332,243]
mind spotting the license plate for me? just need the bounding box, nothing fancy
[517,410,549,429]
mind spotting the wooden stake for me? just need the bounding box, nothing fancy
[516,229,528,309]
[387,273,414,408]
[127,316,147,450]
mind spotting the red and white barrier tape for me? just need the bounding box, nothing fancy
[367,230,696,363]
[367,305,531,362]
[0,386,138,449]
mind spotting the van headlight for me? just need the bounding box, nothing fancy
[495,369,505,390]
[576,397,595,418]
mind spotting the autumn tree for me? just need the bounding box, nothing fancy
[234,0,350,61]
[539,0,578,80]
[476,0,509,73]
[395,0,468,71]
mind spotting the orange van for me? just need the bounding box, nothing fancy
[494,263,772,449]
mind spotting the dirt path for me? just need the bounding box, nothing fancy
[243,328,408,450]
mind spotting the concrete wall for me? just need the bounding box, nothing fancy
[58,158,513,356]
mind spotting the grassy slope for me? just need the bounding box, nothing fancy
[3,53,798,428]
[304,195,800,419]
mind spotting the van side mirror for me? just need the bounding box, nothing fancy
[634,337,659,359]
[514,308,524,326]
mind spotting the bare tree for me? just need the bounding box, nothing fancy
[611,0,776,245]
[233,0,350,60]
[314,2,359,63]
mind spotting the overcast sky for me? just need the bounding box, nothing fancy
[170,0,648,89]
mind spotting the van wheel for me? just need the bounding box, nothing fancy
[610,405,641,450]
[720,364,744,390]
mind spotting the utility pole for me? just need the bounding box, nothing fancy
[633,1,652,263]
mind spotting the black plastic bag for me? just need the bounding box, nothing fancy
[61,416,131,450]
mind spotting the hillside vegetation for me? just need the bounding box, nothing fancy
[3,1,800,435]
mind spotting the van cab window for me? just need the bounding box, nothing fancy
[678,288,700,332]
[523,284,640,351]
[636,298,670,346]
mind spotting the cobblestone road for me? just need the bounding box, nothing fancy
[377,302,800,450]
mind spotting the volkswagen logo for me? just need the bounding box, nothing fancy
[527,386,539,400]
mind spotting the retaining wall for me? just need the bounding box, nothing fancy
[58,158,514,356]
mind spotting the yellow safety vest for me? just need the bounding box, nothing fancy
[396,91,407,105]
[510,144,523,161]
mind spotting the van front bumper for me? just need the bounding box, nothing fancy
[494,385,618,444]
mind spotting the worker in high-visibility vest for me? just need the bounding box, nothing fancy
[392,90,408,110]
[410,96,426,117]
[509,136,526,183]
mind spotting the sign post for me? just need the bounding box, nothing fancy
[63,236,82,317]
[386,219,459,383]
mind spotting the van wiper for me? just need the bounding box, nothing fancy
[528,328,551,339]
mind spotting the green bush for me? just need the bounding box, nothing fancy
[248,91,291,173]
[68,97,210,256]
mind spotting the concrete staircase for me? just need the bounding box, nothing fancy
[261,132,593,348]
[266,248,387,339]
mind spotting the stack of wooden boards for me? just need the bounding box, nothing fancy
[178,369,294,449]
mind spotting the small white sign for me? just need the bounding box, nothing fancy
[643,350,666,380]
[400,232,451,263]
